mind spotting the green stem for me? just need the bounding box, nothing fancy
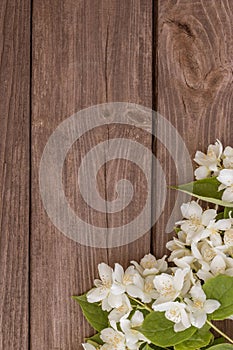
[128,296,152,312]
[207,320,233,344]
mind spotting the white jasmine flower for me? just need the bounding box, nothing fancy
[167,231,191,261]
[108,294,132,324]
[153,268,188,304]
[173,256,195,269]
[120,311,149,349]
[177,201,216,244]
[196,254,233,281]
[153,301,191,332]
[131,254,167,276]
[196,268,214,282]
[194,140,223,179]
[100,328,126,350]
[111,263,137,296]
[172,262,196,296]
[87,263,122,311]
[191,241,216,262]
[201,219,231,246]
[185,284,220,328]
[217,169,233,202]
[224,229,233,247]
[127,274,158,303]
[194,165,212,180]
[216,229,233,257]
[223,146,233,168]
[224,257,233,276]
[210,255,226,275]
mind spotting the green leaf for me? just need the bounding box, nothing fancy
[203,275,233,320]
[138,311,196,347]
[174,226,182,234]
[72,294,109,332]
[85,333,103,346]
[174,324,213,350]
[173,177,233,207]
[140,343,164,350]
[215,212,224,220]
[224,207,233,218]
[203,337,225,349]
[206,345,233,349]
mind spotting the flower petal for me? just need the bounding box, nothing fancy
[98,263,113,284]
[131,310,144,327]
[204,299,220,314]
[127,285,145,301]
[191,312,207,328]
[217,169,233,186]
[108,293,123,308]
[201,209,216,226]
[82,343,96,350]
[215,219,232,230]
[210,255,226,275]
[194,166,210,180]
[153,301,174,312]
[113,263,124,283]
[87,287,108,303]
[181,201,202,220]
[223,187,233,202]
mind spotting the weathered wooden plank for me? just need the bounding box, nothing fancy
[31,1,152,349]
[155,0,233,333]
[0,0,30,349]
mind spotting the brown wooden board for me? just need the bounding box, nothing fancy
[154,0,233,334]
[31,1,152,349]
[0,0,30,349]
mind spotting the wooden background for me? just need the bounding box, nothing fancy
[0,0,232,349]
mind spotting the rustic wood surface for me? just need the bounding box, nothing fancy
[0,0,30,349]
[31,1,152,349]
[0,0,232,349]
[154,0,233,334]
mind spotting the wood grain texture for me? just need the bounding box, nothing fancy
[0,0,30,349]
[1,0,232,347]
[31,1,152,349]
[154,0,233,333]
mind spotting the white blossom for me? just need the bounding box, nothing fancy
[223,146,233,169]
[131,253,167,277]
[100,328,126,350]
[153,301,191,332]
[200,219,231,246]
[166,231,191,261]
[111,263,137,296]
[108,294,132,324]
[191,241,216,262]
[217,169,233,202]
[194,140,223,179]
[127,274,158,303]
[87,263,122,311]
[196,253,233,282]
[185,284,220,328]
[120,311,149,349]
[153,268,188,304]
[176,201,216,244]
[224,229,233,247]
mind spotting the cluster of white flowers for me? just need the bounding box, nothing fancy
[81,141,233,349]
[82,244,221,349]
[82,310,147,350]
[194,140,233,202]
[167,200,233,282]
